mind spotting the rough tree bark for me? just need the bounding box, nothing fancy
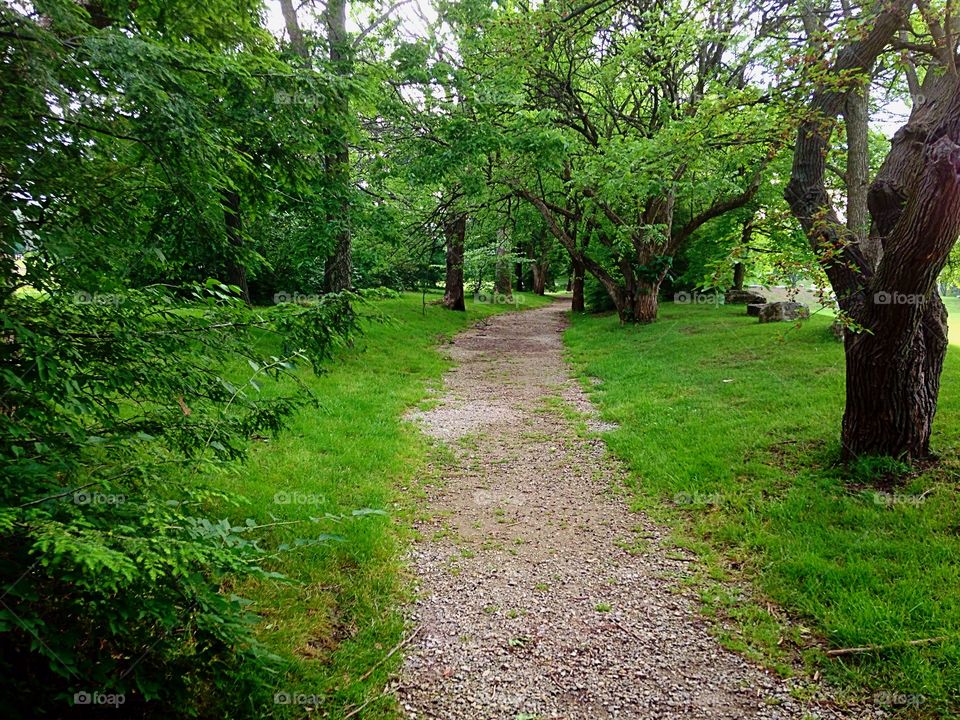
[442,214,466,311]
[570,257,585,311]
[609,195,674,323]
[845,84,876,265]
[566,210,586,312]
[843,70,960,460]
[732,262,745,291]
[323,0,352,293]
[279,0,309,60]
[785,0,960,460]
[529,227,549,295]
[632,280,661,321]
[531,263,547,295]
[833,0,878,266]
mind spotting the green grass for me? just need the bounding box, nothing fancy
[213,291,552,718]
[564,301,960,718]
[944,297,960,345]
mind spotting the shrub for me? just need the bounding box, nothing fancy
[0,283,358,718]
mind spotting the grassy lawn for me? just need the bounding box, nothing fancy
[213,291,552,718]
[564,301,960,719]
[944,297,960,345]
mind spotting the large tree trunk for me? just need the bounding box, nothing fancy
[532,263,547,295]
[279,0,309,60]
[868,70,957,258]
[323,0,352,293]
[529,227,548,295]
[514,261,525,291]
[621,196,675,323]
[632,280,659,323]
[845,83,876,265]
[442,214,466,311]
[732,262,745,291]
[842,72,960,460]
[841,88,960,458]
[842,295,948,460]
[571,256,585,312]
[785,6,960,460]
[732,217,752,290]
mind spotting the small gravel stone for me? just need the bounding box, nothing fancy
[395,300,883,720]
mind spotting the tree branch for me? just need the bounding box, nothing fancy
[784,0,913,301]
[581,187,625,226]
[353,0,413,48]
[514,186,622,299]
[673,168,763,248]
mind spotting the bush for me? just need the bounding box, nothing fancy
[0,283,359,718]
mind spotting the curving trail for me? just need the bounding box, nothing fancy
[395,299,878,720]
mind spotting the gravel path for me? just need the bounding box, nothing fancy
[395,300,878,720]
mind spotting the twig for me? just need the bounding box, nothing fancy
[342,691,390,720]
[19,482,97,508]
[826,636,949,657]
[353,0,413,48]
[609,618,647,644]
[356,624,423,684]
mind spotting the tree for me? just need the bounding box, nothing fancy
[324,0,354,292]
[530,233,549,295]
[442,212,468,310]
[784,0,960,460]
[276,0,355,294]
[364,2,526,308]
[477,0,781,322]
[0,1,361,715]
[493,227,514,298]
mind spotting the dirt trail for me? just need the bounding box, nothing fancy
[395,300,874,720]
